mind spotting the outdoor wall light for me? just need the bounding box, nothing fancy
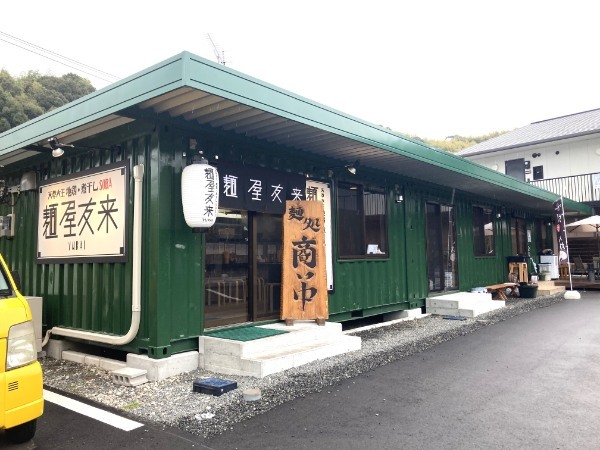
[531,152,541,158]
[345,160,360,175]
[496,213,502,218]
[48,137,74,158]
[394,185,404,203]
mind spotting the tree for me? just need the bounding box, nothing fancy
[0,70,95,133]
[399,131,509,153]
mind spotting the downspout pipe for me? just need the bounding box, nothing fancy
[42,164,144,347]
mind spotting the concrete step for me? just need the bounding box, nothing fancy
[200,322,361,378]
[426,292,504,318]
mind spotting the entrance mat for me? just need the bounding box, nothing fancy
[206,326,288,341]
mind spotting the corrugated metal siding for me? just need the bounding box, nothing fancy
[328,187,421,317]
[147,129,203,356]
[404,185,429,300]
[454,200,505,288]
[454,202,546,290]
[0,141,143,347]
[0,130,204,357]
[0,118,557,355]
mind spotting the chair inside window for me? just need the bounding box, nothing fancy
[573,256,588,277]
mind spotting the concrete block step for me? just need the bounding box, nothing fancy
[252,336,361,378]
[201,322,345,359]
[202,334,361,378]
[426,292,492,309]
[426,292,505,318]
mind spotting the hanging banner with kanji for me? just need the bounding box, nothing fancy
[553,197,570,264]
[281,200,328,323]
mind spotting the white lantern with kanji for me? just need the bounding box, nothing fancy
[181,158,219,229]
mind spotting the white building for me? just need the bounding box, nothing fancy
[459,108,600,264]
[458,108,600,207]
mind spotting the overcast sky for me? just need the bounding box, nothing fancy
[2,1,599,139]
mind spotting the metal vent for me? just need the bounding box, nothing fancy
[8,381,18,391]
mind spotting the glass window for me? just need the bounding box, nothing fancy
[511,217,528,256]
[427,203,458,291]
[473,207,495,256]
[536,219,550,254]
[337,183,388,258]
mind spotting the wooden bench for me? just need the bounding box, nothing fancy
[486,282,519,301]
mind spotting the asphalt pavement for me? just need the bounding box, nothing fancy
[0,397,209,450]
[3,292,600,449]
[206,292,600,449]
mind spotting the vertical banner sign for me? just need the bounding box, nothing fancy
[553,197,570,264]
[281,200,328,322]
[305,180,333,291]
[37,161,129,263]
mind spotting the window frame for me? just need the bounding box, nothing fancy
[336,182,389,260]
[511,217,528,256]
[472,206,496,257]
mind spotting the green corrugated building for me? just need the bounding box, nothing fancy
[0,52,590,377]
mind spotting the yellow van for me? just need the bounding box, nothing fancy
[0,254,43,443]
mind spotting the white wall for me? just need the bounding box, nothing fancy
[467,134,600,181]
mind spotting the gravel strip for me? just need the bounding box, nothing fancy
[41,293,566,439]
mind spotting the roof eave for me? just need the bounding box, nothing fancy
[462,129,600,158]
[0,52,190,155]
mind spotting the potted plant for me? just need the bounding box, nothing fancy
[519,283,538,298]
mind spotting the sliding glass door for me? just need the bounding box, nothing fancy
[426,202,458,292]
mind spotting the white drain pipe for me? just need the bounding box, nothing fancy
[42,164,144,347]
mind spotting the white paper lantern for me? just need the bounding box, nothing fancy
[181,159,219,229]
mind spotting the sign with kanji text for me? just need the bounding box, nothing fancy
[217,161,305,214]
[553,197,570,264]
[37,161,129,263]
[281,200,328,322]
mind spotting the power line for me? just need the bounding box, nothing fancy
[0,30,120,83]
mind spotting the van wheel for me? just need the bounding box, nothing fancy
[6,419,37,443]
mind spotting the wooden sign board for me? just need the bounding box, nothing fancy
[281,200,328,324]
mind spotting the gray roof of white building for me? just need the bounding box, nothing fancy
[458,108,600,157]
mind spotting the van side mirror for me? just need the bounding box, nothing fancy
[11,270,21,292]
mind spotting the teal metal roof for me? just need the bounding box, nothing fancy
[0,51,591,215]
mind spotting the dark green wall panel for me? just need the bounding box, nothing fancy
[0,129,204,357]
[0,118,557,358]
